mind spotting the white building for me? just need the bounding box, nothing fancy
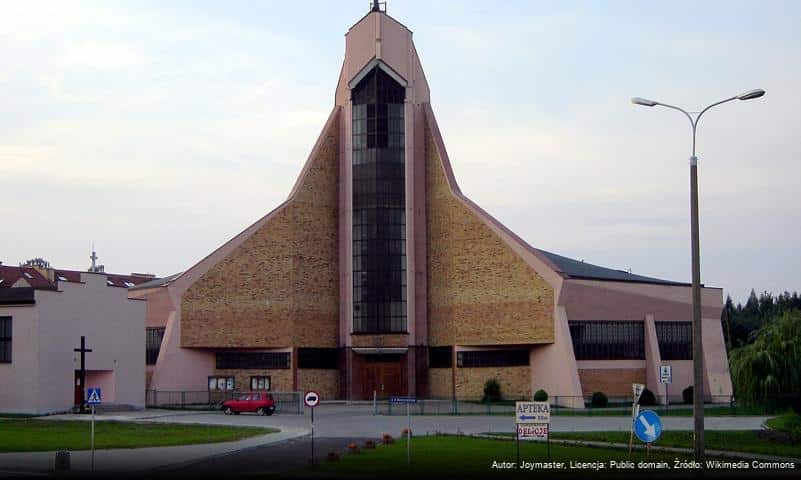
[0,264,150,414]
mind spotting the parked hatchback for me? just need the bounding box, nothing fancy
[221,393,276,416]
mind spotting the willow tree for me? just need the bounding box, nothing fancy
[729,310,801,412]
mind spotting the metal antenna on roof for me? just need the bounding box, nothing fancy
[89,244,104,273]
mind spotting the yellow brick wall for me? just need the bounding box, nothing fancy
[181,112,340,348]
[578,368,646,397]
[297,369,339,400]
[425,121,554,346]
[428,368,453,399]
[455,366,531,400]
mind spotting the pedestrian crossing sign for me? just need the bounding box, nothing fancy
[87,388,102,405]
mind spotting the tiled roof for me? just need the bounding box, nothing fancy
[0,266,57,290]
[0,266,156,290]
[534,249,687,286]
[54,269,155,289]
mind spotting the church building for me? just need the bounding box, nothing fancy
[144,3,732,404]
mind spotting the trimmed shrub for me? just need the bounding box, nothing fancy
[682,386,694,405]
[533,389,549,402]
[638,388,657,406]
[591,391,608,408]
[401,427,411,437]
[347,442,360,454]
[326,451,340,462]
[363,440,376,449]
[381,433,394,445]
[482,378,502,403]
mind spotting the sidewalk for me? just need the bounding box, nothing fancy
[0,428,308,474]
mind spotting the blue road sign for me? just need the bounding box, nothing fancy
[390,396,417,404]
[87,388,102,405]
[634,409,662,443]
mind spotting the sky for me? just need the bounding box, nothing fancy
[1,0,799,304]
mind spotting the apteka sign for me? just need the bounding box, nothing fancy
[515,401,550,424]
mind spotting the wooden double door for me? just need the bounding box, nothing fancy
[361,359,405,400]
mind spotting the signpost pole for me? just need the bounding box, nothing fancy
[90,405,95,471]
[516,425,520,467]
[304,391,320,469]
[547,424,550,461]
[311,406,315,469]
[628,407,635,460]
[406,402,411,467]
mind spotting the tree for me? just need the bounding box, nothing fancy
[20,257,50,268]
[729,310,801,412]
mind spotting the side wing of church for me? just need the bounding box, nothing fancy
[145,6,732,404]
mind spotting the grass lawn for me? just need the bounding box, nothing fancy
[0,419,277,452]
[766,413,801,434]
[317,435,702,478]
[490,430,801,458]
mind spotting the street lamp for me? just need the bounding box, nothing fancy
[631,88,765,464]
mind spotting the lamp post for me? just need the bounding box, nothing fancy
[631,89,765,464]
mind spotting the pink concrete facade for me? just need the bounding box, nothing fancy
[0,273,146,414]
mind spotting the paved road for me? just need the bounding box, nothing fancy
[168,436,370,477]
[67,406,769,438]
[0,408,774,477]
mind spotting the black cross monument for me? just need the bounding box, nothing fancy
[74,336,93,413]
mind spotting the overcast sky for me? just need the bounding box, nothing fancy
[1,0,799,303]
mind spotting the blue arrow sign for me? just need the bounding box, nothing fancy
[634,409,662,443]
[519,415,539,421]
[87,388,102,405]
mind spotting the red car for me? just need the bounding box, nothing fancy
[221,393,276,416]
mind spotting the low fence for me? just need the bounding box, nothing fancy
[376,395,749,416]
[145,390,303,414]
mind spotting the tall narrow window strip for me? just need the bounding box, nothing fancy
[351,66,407,333]
[0,317,10,363]
[568,321,645,360]
[146,327,165,365]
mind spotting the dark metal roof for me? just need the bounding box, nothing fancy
[129,272,182,291]
[0,287,36,305]
[534,249,687,286]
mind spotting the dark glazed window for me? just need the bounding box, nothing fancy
[568,321,645,360]
[146,327,165,365]
[655,322,693,360]
[429,346,453,368]
[457,350,529,368]
[352,66,407,333]
[297,348,339,369]
[0,316,10,363]
[215,352,290,369]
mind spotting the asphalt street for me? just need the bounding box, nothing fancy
[109,405,771,438]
